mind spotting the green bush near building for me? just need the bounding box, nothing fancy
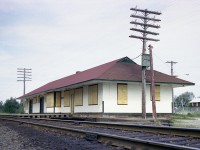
[0,97,24,114]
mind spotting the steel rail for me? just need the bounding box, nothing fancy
[15,117,200,138]
[0,118,199,150]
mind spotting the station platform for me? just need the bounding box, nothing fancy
[0,113,172,126]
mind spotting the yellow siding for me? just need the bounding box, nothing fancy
[155,85,160,101]
[74,88,83,106]
[88,85,98,105]
[46,93,54,108]
[117,84,128,105]
[56,92,61,107]
[64,90,70,107]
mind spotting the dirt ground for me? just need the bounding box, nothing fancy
[0,121,121,150]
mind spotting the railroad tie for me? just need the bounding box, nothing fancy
[85,133,99,141]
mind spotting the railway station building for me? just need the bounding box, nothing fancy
[18,57,194,116]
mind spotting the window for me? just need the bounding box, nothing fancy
[88,84,98,105]
[46,93,54,108]
[117,84,128,105]
[155,85,160,101]
[55,92,61,107]
[64,90,70,107]
[74,88,83,106]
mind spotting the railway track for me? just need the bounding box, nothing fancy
[0,117,200,150]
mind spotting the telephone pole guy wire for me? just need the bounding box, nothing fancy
[129,7,161,119]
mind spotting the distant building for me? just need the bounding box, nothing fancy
[18,57,194,116]
[190,98,200,107]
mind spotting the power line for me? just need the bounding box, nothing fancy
[152,52,169,68]
[131,53,142,60]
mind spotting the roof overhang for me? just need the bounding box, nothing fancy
[18,79,194,99]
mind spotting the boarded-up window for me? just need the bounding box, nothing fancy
[64,90,70,107]
[56,92,61,107]
[37,96,40,103]
[26,99,29,110]
[36,97,40,103]
[88,85,98,105]
[74,88,83,106]
[117,84,128,105]
[46,93,54,108]
[33,97,37,104]
[155,85,160,101]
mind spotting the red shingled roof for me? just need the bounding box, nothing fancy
[19,57,194,99]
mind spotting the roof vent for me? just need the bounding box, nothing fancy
[76,71,81,74]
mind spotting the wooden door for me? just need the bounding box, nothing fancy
[40,97,44,114]
[29,100,33,114]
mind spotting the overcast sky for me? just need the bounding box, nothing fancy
[0,0,199,101]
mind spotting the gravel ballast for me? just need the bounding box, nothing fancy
[0,121,121,150]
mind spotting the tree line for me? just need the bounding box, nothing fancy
[0,97,24,114]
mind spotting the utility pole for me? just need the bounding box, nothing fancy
[166,61,177,113]
[166,61,177,76]
[149,45,157,119]
[17,68,32,96]
[130,7,161,118]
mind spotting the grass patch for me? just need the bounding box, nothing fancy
[187,111,200,117]
[170,114,194,125]
[170,112,200,128]
[171,111,200,119]
[0,113,18,115]
[171,114,194,120]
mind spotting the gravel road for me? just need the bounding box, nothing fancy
[0,121,122,150]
